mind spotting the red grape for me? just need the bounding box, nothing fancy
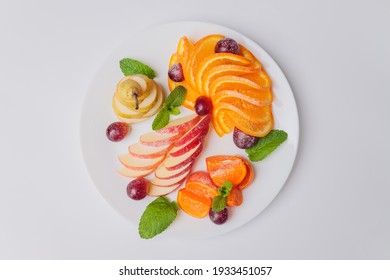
[233,127,258,149]
[194,96,213,116]
[168,63,184,82]
[106,122,129,142]
[126,178,148,200]
[209,208,228,224]
[214,38,240,55]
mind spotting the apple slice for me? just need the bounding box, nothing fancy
[169,126,209,157]
[157,114,200,134]
[128,142,172,159]
[163,143,203,171]
[147,182,183,196]
[116,167,154,178]
[118,153,164,170]
[140,131,182,147]
[150,169,191,187]
[174,114,211,147]
[155,161,193,179]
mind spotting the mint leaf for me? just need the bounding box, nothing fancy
[164,86,187,108]
[246,130,288,162]
[212,181,233,212]
[212,196,226,212]
[218,182,233,197]
[138,197,178,239]
[120,58,156,79]
[152,108,169,130]
[168,107,181,116]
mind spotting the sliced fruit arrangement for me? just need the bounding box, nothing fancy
[117,114,212,196]
[168,35,274,138]
[112,74,164,123]
[177,155,253,223]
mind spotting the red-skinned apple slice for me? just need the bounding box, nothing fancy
[155,161,193,179]
[156,114,200,134]
[128,142,172,159]
[140,131,182,147]
[164,143,203,171]
[174,114,211,147]
[116,167,154,178]
[118,153,164,171]
[147,181,184,196]
[150,169,191,187]
[169,126,209,157]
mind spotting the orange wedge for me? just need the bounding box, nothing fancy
[201,64,259,97]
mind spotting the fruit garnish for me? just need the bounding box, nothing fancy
[209,208,228,225]
[120,58,156,79]
[206,155,247,187]
[245,129,288,162]
[214,38,240,55]
[113,75,164,123]
[226,187,243,207]
[127,178,148,200]
[194,96,213,116]
[233,127,259,149]
[212,181,233,212]
[106,122,129,142]
[152,86,187,130]
[168,35,274,138]
[168,63,184,82]
[138,196,178,239]
[177,189,211,218]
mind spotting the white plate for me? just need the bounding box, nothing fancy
[80,21,299,239]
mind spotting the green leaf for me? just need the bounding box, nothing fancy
[120,58,156,79]
[245,130,288,162]
[219,181,233,197]
[164,86,187,108]
[212,196,226,212]
[152,108,170,130]
[168,107,181,116]
[138,197,178,239]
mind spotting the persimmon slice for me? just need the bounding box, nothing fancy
[177,189,211,218]
[206,155,247,187]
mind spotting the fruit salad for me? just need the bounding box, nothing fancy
[108,34,288,239]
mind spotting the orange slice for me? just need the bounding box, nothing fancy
[195,53,252,95]
[226,110,274,137]
[209,75,270,99]
[242,70,272,88]
[201,64,259,97]
[187,34,224,89]
[212,89,273,107]
[215,101,273,124]
[239,44,262,69]
[215,110,235,134]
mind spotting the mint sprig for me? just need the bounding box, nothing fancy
[120,58,156,79]
[152,86,187,130]
[138,196,178,239]
[245,130,288,162]
[212,182,233,212]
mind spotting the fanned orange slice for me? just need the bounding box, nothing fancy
[226,110,274,137]
[212,89,273,106]
[209,75,270,99]
[201,64,259,97]
[187,34,224,89]
[195,53,252,95]
[242,70,271,88]
[239,45,262,69]
[215,101,273,124]
[215,110,235,134]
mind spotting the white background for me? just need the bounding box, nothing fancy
[0,0,389,259]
